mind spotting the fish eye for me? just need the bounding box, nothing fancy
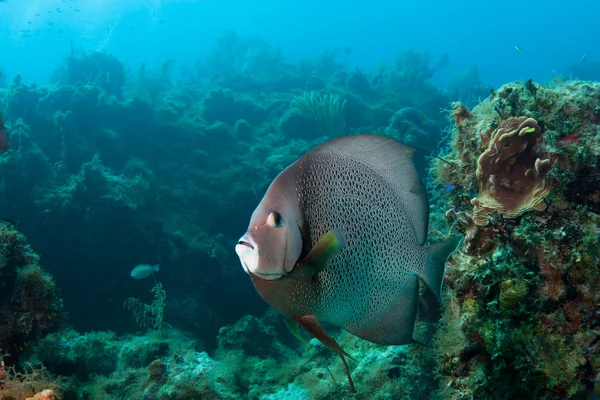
[267,212,283,228]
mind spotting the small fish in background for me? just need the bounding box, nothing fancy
[130,264,159,279]
[0,118,9,154]
[442,184,456,194]
[515,45,525,55]
[581,52,588,63]
[560,134,581,144]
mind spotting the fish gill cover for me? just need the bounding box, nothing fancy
[0,0,598,399]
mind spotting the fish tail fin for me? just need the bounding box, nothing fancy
[153,264,160,272]
[421,235,462,304]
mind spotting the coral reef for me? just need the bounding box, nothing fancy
[431,80,600,399]
[0,36,450,348]
[24,327,202,399]
[4,29,599,399]
[50,51,127,97]
[0,221,63,354]
[0,223,62,399]
[21,311,438,399]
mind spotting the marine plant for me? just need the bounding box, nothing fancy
[0,351,60,400]
[132,59,177,106]
[293,91,347,137]
[205,29,243,78]
[124,282,170,336]
[50,51,126,97]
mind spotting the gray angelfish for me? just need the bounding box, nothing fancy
[235,134,462,392]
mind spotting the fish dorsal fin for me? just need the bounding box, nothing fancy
[308,134,429,245]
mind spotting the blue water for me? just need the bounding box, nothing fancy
[1,0,597,88]
[1,1,600,398]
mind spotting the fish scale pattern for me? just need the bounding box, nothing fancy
[291,148,427,331]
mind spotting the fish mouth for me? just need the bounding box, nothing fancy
[250,270,285,281]
[235,234,287,281]
[235,234,258,275]
[237,239,254,251]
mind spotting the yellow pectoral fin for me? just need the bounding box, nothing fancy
[283,316,311,350]
[296,229,344,279]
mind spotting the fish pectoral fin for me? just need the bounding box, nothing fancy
[296,229,344,279]
[283,316,311,350]
[294,315,353,359]
[295,314,356,393]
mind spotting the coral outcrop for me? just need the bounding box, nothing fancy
[25,311,436,399]
[0,222,63,399]
[0,221,63,354]
[432,79,600,399]
[50,51,127,97]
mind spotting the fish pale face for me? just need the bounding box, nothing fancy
[235,234,261,276]
[236,204,303,281]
